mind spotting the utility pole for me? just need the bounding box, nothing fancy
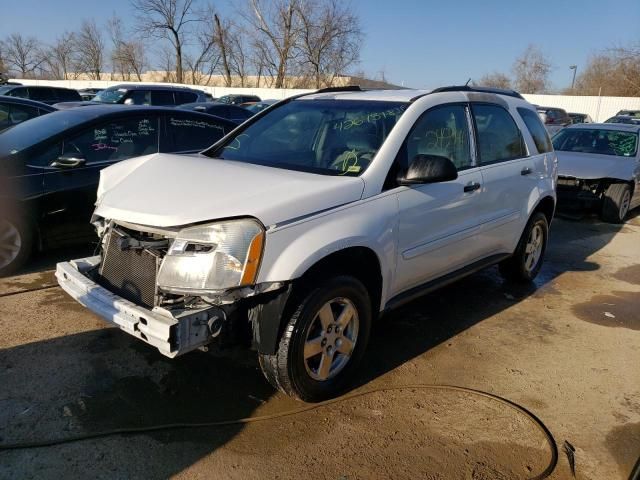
[569,65,577,92]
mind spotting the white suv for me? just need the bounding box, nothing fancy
[57,86,557,401]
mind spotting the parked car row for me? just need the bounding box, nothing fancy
[0,105,236,275]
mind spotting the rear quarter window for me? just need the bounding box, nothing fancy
[165,114,230,152]
[517,107,553,153]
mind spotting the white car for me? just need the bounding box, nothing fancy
[554,123,640,223]
[57,86,557,401]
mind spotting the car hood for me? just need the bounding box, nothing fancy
[556,151,636,180]
[53,101,102,109]
[94,153,365,228]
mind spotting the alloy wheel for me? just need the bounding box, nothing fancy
[0,219,22,270]
[303,297,359,381]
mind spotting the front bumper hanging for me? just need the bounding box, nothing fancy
[56,256,222,357]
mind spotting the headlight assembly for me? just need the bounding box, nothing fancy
[157,218,265,295]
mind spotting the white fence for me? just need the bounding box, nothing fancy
[10,78,640,122]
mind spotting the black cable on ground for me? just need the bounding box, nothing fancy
[0,284,59,298]
[0,384,558,480]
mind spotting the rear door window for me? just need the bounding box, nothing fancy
[472,104,526,164]
[0,103,40,130]
[151,90,175,106]
[63,116,159,164]
[164,113,231,152]
[517,107,553,153]
[174,91,198,104]
[28,88,53,102]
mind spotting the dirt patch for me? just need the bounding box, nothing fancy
[605,422,640,477]
[613,264,640,285]
[572,292,640,330]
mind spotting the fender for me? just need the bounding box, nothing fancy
[257,192,399,310]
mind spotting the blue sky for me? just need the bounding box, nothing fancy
[2,0,639,91]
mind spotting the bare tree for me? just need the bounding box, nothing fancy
[572,48,640,97]
[185,6,221,85]
[296,0,361,88]
[512,44,551,94]
[2,33,44,78]
[244,0,300,88]
[45,32,77,80]
[476,72,512,89]
[214,13,234,86]
[108,15,147,81]
[74,20,104,79]
[131,0,199,83]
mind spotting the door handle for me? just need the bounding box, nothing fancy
[463,182,481,193]
[521,167,533,176]
[51,156,86,169]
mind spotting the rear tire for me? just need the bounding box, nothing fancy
[258,275,371,402]
[601,183,631,224]
[0,215,33,277]
[499,212,548,283]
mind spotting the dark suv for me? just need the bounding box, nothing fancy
[536,106,572,135]
[54,84,207,109]
[0,85,81,105]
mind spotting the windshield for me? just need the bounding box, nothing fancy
[552,128,638,157]
[93,88,127,104]
[206,99,407,176]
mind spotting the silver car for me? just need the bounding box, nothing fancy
[554,123,640,223]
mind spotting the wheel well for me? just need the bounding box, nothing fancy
[534,196,556,225]
[298,247,383,315]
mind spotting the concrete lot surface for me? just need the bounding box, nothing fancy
[0,214,639,479]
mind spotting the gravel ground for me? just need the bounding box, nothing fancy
[0,213,639,480]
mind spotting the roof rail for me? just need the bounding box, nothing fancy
[314,85,364,94]
[429,85,524,99]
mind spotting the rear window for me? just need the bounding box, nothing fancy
[208,99,407,176]
[518,107,553,153]
[553,128,638,157]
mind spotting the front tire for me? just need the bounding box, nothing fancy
[601,183,632,224]
[258,276,372,402]
[499,212,548,283]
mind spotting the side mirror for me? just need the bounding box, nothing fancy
[398,154,458,185]
[51,154,86,169]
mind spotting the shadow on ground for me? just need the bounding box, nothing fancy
[0,215,633,478]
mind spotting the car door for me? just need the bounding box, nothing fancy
[470,103,539,256]
[40,114,160,243]
[393,103,487,294]
[161,111,235,153]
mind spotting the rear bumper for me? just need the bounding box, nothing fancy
[56,257,219,357]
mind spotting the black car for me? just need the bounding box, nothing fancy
[605,115,640,125]
[217,94,261,105]
[55,84,208,109]
[0,96,56,132]
[0,85,81,105]
[177,102,252,123]
[245,99,279,115]
[0,105,235,275]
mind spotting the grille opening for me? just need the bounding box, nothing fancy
[95,227,168,308]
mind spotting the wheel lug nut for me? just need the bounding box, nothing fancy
[326,326,332,333]
[327,346,333,354]
[321,338,327,347]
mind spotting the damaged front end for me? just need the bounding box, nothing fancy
[556,176,607,211]
[56,218,289,357]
